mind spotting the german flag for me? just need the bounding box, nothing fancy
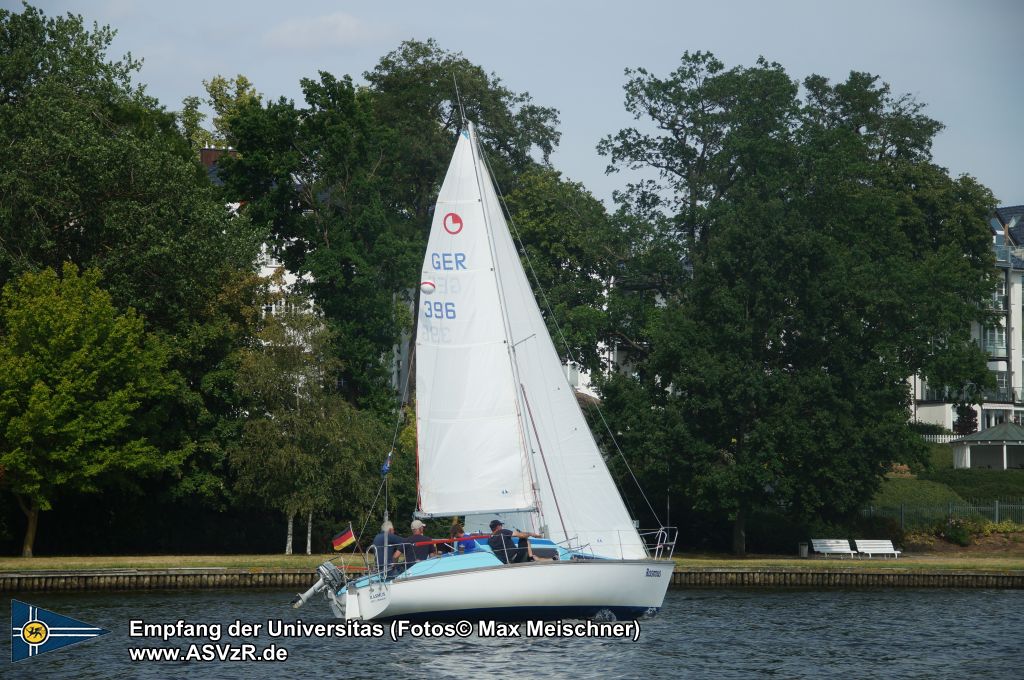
[332,526,355,551]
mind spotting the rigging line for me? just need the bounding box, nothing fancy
[350,337,415,557]
[388,336,416,455]
[452,73,467,128]
[349,475,387,564]
[521,385,569,542]
[477,146,663,527]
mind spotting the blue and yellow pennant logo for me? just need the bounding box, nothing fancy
[11,600,109,662]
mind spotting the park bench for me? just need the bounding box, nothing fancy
[810,538,856,558]
[854,539,901,559]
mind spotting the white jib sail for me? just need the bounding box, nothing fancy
[415,130,535,516]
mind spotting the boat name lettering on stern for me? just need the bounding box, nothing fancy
[645,568,662,577]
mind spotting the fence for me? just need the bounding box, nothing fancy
[921,434,959,444]
[863,499,1024,530]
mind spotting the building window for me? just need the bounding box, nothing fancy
[983,325,1007,355]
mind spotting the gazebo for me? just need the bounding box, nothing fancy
[951,422,1024,470]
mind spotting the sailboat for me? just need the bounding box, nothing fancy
[294,123,676,621]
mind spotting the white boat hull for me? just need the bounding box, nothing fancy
[345,559,673,621]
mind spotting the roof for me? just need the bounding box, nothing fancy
[952,421,1024,444]
[997,205,1024,245]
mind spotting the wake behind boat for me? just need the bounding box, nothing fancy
[294,123,676,621]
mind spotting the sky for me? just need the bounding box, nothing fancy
[10,0,1024,208]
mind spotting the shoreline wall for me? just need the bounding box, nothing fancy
[1,567,1022,592]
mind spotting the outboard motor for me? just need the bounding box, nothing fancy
[292,561,346,610]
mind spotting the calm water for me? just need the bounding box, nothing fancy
[3,588,1020,678]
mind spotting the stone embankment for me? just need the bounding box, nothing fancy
[1,566,1021,592]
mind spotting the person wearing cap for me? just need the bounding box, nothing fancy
[401,519,437,566]
[487,519,542,564]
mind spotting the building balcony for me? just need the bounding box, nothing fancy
[981,387,1014,403]
[984,295,1009,313]
[983,342,1007,357]
[922,386,1023,404]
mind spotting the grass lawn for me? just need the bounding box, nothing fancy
[677,552,1024,572]
[0,551,1021,573]
[0,553,365,572]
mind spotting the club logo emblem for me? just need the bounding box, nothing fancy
[11,600,109,662]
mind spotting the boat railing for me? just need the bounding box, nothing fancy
[639,526,678,560]
[363,545,390,583]
[363,544,378,578]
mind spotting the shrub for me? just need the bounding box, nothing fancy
[908,421,951,435]
[939,518,972,546]
[919,468,1024,499]
[926,444,954,471]
[871,478,965,507]
[979,520,1024,536]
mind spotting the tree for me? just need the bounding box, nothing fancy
[954,404,978,436]
[203,74,260,146]
[0,265,173,556]
[231,282,382,553]
[502,168,625,373]
[180,74,261,151]
[0,4,265,514]
[219,41,562,409]
[364,39,560,219]
[599,52,996,554]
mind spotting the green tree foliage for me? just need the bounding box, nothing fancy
[954,403,979,435]
[231,282,384,553]
[220,41,562,410]
[502,168,624,372]
[365,39,560,217]
[180,74,261,151]
[0,265,174,556]
[0,4,264,511]
[204,74,260,145]
[599,52,996,553]
[221,72,413,409]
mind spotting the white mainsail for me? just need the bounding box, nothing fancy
[416,126,646,560]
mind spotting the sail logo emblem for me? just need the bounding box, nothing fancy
[443,212,464,234]
[11,599,109,663]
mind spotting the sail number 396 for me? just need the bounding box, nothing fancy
[424,301,457,319]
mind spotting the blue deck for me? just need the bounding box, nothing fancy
[344,538,579,590]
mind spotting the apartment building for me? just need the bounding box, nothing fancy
[914,205,1024,431]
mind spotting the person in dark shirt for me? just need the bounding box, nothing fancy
[371,520,403,576]
[487,519,541,564]
[401,519,437,566]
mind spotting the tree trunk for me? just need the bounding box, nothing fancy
[16,495,39,558]
[305,509,312,555]
[731,507,747,556]
[285,512,294,555]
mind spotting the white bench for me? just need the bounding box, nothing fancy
[854,539,901,559]
[810,539,856,558]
